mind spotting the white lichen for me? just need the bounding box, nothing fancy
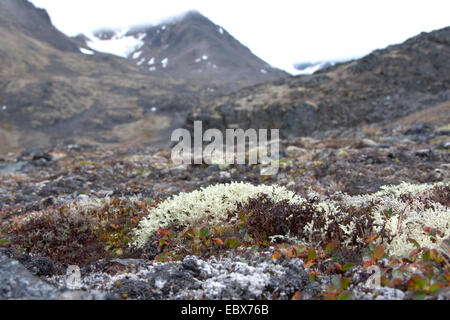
[132,182,306,248]
[128,181,449,258]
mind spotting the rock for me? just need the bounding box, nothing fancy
[77,194,89,201]
[182,256,201,275]
[0,252,61,299]
[354,139,379,149]
[0,249,117,300]
[374,287,405,300]
[285,146,307,157]
[0,161,29,174]
[433,169,445,181]
[32,152,52,162]
[204,165,219,173]
[404,123,432,136]
[170,164,188,172]
[415,149,432,157]
[219,171,231,180]
[26,256,57,277]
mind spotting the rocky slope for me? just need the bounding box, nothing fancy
[0,2,286,155]
[188,26,450,140]
[0,0,208,154]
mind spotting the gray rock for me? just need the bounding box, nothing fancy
[219,171,231,180]
[0,249,116,300]
[285,146,307,156]
[170,164,188,172]
[0,252,61,300]
[204,165,219,173]
[0,161,29,174]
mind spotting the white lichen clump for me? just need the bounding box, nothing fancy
[337,182,450,257]
[132,182,449,258]
[132,182,306,248]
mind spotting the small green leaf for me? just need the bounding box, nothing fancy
[423,249,432,262]
[199,227,209,239]
[343,263,355,272]
[341,278,351,290]
[411,275,426,289]
[226,238,239,249]
[337,292,352,300]
[413,290,427,300]
[428,284,441,294]
[308,248,317,261]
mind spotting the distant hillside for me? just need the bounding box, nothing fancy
[188,26,450,139]
[0,1,290,154]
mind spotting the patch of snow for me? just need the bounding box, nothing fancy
[132,51,142,59]
[161,25,166,31]
[195,58,202,63]
[218,27,224,35]
[137,58,145,66]
[161,58,168,68]
[2,105,7,110]
[87,30,146,58]
[213,64,218,69]
[296,64,324,75]
[148,57,155,65]
[293,61,338,75]
[202,55,208,60]
[79,48,95,55]
[151,107,157,112]
[260,68,268,74]
[149,66,156,72]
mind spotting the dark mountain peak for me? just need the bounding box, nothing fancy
[0,0,52,27]
[118,12,287,92]
[0,0,78,52]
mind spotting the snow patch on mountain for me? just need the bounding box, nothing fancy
[161,58,169,68]
[132,51,142,59]
[79,47,95,55]
[86,30,146,58]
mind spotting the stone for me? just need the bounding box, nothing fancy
[219,171,231,180]
[285,146,307,157]
[170,164,188,172]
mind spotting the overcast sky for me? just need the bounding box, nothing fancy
[30,0,450,73]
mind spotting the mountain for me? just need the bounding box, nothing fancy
[0,0,208,154]
[188,26,450,139]
[81,10,288,93]
[0,1,286,154]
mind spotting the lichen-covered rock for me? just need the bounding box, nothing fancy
[0,249,117,300]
